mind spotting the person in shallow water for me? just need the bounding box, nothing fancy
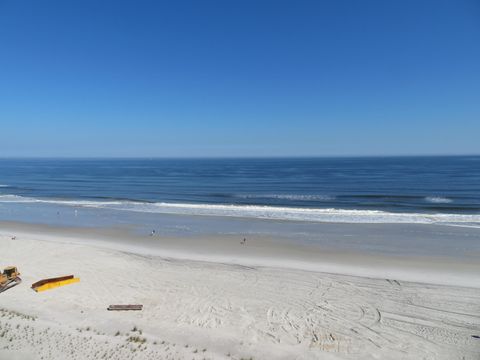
[150,229,156,236]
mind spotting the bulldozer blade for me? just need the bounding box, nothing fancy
[0,277,22,294]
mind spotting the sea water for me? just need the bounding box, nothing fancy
[0,156,479,257]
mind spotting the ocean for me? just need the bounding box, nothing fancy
[0,156,479,215]
[1,156,480,257]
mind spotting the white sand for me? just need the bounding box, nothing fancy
[0,226,479,360]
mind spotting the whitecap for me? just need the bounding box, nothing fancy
[425,196,453,204]
[237,194,334,201]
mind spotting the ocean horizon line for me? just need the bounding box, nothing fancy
[0,154,479,160]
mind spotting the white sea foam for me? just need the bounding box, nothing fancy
[0,194,479,226]
[237,194,334,201]
[0,195,31,202]
[0,184,9,187]
[425,196,453,204]
[0,194,122,206]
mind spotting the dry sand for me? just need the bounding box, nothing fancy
[0,226,479,359]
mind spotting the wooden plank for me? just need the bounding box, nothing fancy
[31,275,74,289]
[33,278,80,292]
[107,305,143,311]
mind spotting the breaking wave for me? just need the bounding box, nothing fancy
[236,194,334,201]
[0,194,479,227]
[425,196,453,204]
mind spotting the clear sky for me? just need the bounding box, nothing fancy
[1,0,479,157]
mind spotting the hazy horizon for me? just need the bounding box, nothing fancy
[0,153,479,160]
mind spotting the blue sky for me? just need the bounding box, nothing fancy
[0,0,479,157]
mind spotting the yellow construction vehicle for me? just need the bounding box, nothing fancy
[0,266,21,293]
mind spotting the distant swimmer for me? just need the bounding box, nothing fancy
[150,229,156,236]
[74,209,78,217]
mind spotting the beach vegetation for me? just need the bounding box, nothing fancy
[127,335,147,344]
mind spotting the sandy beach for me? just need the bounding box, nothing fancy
[0,223,479,360]
[2,0,480,357]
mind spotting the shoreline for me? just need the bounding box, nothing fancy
[1,220,480,289]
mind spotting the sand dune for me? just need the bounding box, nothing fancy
[1,230,479,359]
